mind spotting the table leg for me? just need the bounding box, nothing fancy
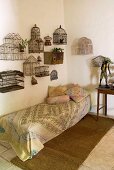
[105,94,107,116]
[97,92,100,120]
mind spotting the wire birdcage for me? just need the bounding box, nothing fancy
[44,36,52,46]
[23,55,38,76]
[0,70,24,93]
[50,70,58,81]
[53,25,67,45]
[0,33,27,60]
[28,24,44,53]
[77,37,93,55]
[35,66,49,77]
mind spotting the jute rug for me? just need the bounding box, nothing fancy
[11,114,114,170]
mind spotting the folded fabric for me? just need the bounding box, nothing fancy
[47,95,70,104]
[48,84,74,97]
[65,84,89,102]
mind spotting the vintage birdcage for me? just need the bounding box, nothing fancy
[50,70,58,81]
[53,25,67,45]
[37,56,42,64]
[0,70,24,93]
[28,24,44,53]
[77,37,93,55]
[36,38,44,52]
[23,55,38,76]
[31,76,38,85]
[44,36,52,46]
[0,33,27,60]
[31,24,40,39]
[35,66,49,77]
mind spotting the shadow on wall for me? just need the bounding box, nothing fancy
[85,56,100,88]
[89,58,100,85]
[83,84,98,93]
[108,65,114,83]
[82,83,98,107]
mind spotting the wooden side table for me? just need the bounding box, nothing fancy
[97,87,114,120]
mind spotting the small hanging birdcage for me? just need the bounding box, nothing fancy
[53,25,67,45]
[35,66,49,77]
[36,38,44,52]
[31,76,38,85]
[31,24,40,39]
[37,56,42,64]
[23,55,38,76]
[44,36,52,46]
[50,70,58,81]
[77,37,93,55]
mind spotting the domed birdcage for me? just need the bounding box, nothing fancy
[28,24,44,53]
[53,25,67,45]
[31,24,40,40]
[77,37,93,55]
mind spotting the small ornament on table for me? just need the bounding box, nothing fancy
[44,36,52,46]
[99,57,113,88]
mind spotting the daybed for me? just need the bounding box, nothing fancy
[0,85,91,161]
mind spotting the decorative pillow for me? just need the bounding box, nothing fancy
[65,85,89,102]
[47,95,70,104]
[48,84,74,97]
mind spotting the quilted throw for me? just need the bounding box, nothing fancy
[0,96,90,161]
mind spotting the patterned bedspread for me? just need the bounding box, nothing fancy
[0,96,91,161]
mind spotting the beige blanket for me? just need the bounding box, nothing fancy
[0,96,90,161]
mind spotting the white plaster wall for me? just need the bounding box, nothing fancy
[64,0,114,115]
[0,0,68,115]
[1,0,114,116]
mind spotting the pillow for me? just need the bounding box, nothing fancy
[48,84,74,97]
[65,85,89,102]
[47,95,70,104]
